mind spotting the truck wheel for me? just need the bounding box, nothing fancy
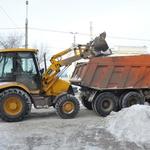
[118,91,130,110]
[55,94,80,119]
[80,94,92,110]
[117,92,126,110]
[0,88,32,122]
[122,91,144,108]
[92,92,117,117]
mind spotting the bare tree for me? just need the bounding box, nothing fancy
[38,44,48,65]
[0,32,23,48]
[33,43,49,68]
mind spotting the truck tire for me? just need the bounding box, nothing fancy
[122,91,144,108]
[92,92,117,117]
[118,91,131,110]
[80,94,92,110]
[55,94,80,119]
[0,88,32,122]
[117,92,127,110]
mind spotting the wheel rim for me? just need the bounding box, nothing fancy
[101,99,113,111]
[4,96,23,116]
[62,101,75,114]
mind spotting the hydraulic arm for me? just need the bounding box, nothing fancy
[42,32,109,96]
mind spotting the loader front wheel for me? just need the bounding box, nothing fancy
[0,88,31,122]
[55,94,80,119]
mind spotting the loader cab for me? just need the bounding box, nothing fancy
[0,48,41,91]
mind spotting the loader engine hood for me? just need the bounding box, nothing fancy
[0,82,30,93]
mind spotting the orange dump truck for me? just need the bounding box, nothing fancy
[70,54,150,116]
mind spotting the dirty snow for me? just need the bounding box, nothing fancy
[0,106,147,150]
[106,104,150,146]
[0,103,150,150]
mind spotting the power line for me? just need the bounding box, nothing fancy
[0,5,149,42]
[0,26,150,42]
[29,27,72,34]
[0,5,17,27]
[29,27,90,36]
[29,28,150,42]
[0,27,24,30]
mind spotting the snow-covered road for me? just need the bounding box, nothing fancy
[0,105,150,150]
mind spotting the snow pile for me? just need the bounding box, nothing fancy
[106,105,150,144]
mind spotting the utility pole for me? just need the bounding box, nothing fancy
[25,0,29,48]
[70,32,78,47]
[90,21,93,40]
[43,52,47,71]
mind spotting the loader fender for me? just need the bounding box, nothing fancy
[0,82,30,94]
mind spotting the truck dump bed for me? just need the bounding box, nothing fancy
[70,55,150,90]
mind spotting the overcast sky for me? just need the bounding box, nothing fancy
[0,0,150,53]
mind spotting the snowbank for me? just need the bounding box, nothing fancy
[106,105,150,144]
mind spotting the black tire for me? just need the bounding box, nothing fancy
[53,93,67,108]
[118,92,128,110]
[55,94,80,119]
[0,88,32,122]
[122,91,145,108]
[92,92,117,117]
[80,94,92,110]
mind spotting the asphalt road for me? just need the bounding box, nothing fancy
[0,105,148,150]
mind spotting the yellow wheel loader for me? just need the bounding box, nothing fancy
[0,32,109,122]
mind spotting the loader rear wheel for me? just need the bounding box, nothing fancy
[0,88,31,122]
[55,94,80,119]
[122,91,144,108]
[92,92,117,117]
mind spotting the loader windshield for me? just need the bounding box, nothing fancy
[17,53,37,75]
[15,52,41,90]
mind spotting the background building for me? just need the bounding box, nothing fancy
[112,45,148,55]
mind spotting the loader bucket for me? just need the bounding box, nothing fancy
[90,32,109,57]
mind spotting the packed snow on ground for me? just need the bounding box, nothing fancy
[106,104,150,145]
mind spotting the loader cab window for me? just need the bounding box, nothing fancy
[15,52,41,91]
[18,53,37,75]
[0,53,14,81]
